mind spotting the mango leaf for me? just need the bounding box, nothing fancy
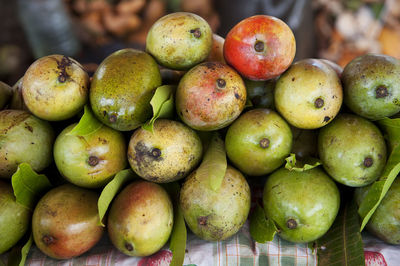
[358,143,400,231]
[316,198,365,266]
[163,182,187,266]
[97,169,136,226]
[7,232,33,266]
[11,163,52,210]
[249,204,277,243]
[378,117,400,152]
[245,97,253,108]
[284,153,321,172]
[196,133,227,191]
[67,105,103,136]
[142,85,176,132]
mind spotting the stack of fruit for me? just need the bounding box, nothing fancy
[1,11,400,264]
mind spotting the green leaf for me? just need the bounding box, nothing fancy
[249,204,277,243]
[284,153,321,172]
[67,105,103,136]
[142,85,176,132]
[358,144,400,231]
[11,163,52,210]
[97,169,137,226]
[196,133,227,191]
[163,182,187,266]
[7,232,33,266]
[378,117,400,152]
[316,199,365,266]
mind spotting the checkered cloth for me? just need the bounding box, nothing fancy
[0,221,316,266]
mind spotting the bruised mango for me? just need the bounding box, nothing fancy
[127,119,202,183]
[0,110,54,178]
[22,55,89,121]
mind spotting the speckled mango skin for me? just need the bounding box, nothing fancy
[32,184,104,259]
[146,12,212,70]
[107,181,173,257]
[22,55,89,121]
[0,181,31,254]
[54,123,127,188]
[176,62,246,131]
[180,165,251,241]
[90,49,161,131]
[274,58,343,129]
[225,109,292,176]
[0,110,54,178]
[127,119,202,183]
[318,114,387,187]
[263,167,340,243]
[342,54,400,120]
[355,178,400,244]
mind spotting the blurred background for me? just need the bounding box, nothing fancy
[0,0,399,86]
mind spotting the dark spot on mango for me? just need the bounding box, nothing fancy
[88,156,99,166]
[235,93,240,99]
[198,216,208,226]
[125,242,134,251]
[376,85,388,98]
[286,219,297,229]
[323,116,330,122]
[42,235,55,245]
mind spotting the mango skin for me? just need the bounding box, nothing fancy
[54,123,127,188]
[107,181,173,257]
[342,54,400,120]
[274,58,343,129]
[22,55,89,121]
[146,12,212,70]
[318,114,386,187]
[225,109,292,176]
[90,48,161,131]
[32,184,104,259]
[355,178,400,244]
[0,110,54,178]
[263,167,340,243]
[176,62,246,131]
[0,181,31,254]
[127,119,202,183]
[180,165,251,241]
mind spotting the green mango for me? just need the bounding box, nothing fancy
[0,181,31,254]
[54,123,127,188]
[127,119,202,183]
[318,114,387,187]
[225,109,292,176]
[180,165,251,241]
[263,167,340,243]
[146,12,213,70]
[90,49,161,131]
[342,54,400,120]
[0,81,12,110]
[355,178,400,244]
[0,110,54,179]
[108,181,173,256]
[32,184,104,259]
